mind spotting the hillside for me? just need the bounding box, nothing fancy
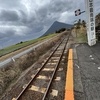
[42,21,73,36]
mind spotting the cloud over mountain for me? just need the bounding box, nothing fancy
[0,0,99,47]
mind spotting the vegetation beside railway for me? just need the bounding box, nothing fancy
[72,27,87,43]
[72,19,87,43]
[72,13,100,43]
[0,33,57,57]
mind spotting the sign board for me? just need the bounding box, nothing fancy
[75,9,81,16]
[85,0,96,46]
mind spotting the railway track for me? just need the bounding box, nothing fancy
[12,33,70,100]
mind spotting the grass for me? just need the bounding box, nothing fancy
[73,28,88,43]
[0,33,57,57]
[76,32,88,43]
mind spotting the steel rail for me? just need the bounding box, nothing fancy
[14,36,66,100]
[42,33,70,100]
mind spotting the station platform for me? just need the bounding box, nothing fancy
[65,42,100,100]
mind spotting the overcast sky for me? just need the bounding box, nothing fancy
[0,0,100,48]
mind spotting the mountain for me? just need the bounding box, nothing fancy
[42,21,73,36]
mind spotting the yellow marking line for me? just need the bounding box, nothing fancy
[64,49,74,100]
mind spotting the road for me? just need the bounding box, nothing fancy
[0,35,59,67]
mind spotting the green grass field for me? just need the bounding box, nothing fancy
[0,33,57,57]
[73,28,88,43]
[76,32,88,43]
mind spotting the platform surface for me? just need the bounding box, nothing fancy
[73,42,100,100]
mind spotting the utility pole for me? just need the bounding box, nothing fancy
[85,0,96,46]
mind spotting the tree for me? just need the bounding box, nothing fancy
[82,20,86,27]
[55,28,66,33]
[95,13,100,26]
[75,19,82,29]
[95,13,100,32]
[78,19,81,24]
[20,41,23,44]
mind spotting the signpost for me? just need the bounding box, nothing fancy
[85,0,96,46]
[75,9,81,16]
[75,0,96,46]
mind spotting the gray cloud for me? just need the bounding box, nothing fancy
[50,0,73,12]
[0,0,25,10]
[19,10,29,24]
[0,9,20,21]
[0,0,100,47]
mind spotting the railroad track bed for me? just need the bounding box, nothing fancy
[1,33,71,100]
